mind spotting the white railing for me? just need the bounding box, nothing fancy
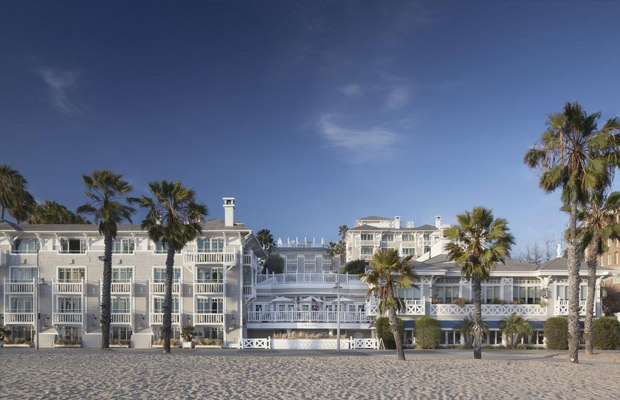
[430,303,548,317]
[111,313,132,324]
[194,313,225,325]
[366,298,425,316]
[194,282,224,294]
[256,273,364,285]
[53,280,84,294]
[242,337,271,349]
[150,282,180,294]
[4,279,34,294]
[243,285,254,297]
[246,311,370,323]
[53,312,83,324]
[111,282,132,294]
[4,312,35,324]
[243,254,252,266]
[554,299,589,316]
[150,313,180,325]
[184,252,237,264]
[350,338,379,350]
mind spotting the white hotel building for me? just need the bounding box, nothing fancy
[0,208,615,349]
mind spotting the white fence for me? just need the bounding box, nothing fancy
[194,282,224,294]
[241,337,379,350]
[256,273,364,285]
[247,311,370,323]
[242,337,271,349]
[430,303,548,317]
[184,252,237,264]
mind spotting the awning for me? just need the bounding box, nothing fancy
[300,296,323,303]
[271,296,294,303]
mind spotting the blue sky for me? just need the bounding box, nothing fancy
[2,0,620,251]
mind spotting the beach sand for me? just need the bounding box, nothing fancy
[1,349,619,399]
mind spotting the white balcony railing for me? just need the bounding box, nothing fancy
[150,313,180,325]
[4,279,35,294]
[111,313,132,324]
[430,303,548,318]
[111,282,132,294]
[194,313,225,325]
[150,282,180,294]
[53,312,83,324]
[194,282,224,295]
[4,312,35,324]
[53,280,84,294]
[243,285,254,297]
[366,298,426,316]
[184,252,237,265]
[246,311,370,323]
[554,299,589,316]
[256,273,364,285]
[243,254,252,266]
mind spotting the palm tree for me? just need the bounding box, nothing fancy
[524,102,620,363]
[29,201,90,224]
[0,164,34,222]
[577,189,620,355]
[459,318,489,349]
[362,249,417,360]
[140,180,207,354]
[500,313,534,348]
[76,170,137,349]
[445,207,514,359]
[256,228,276,254]
[338,225,349,240]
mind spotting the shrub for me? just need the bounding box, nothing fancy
[516,343,527,350]
[341,259,367,274]
[544,317,568,350]
[181,325,196,342]
[414,316,441,349]
[602,292,620,316]
[263,254,285,274]
[450,298,466,307]
[592,317,620,350]
[376,317,404,350]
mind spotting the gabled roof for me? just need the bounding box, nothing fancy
[358,216,392,221]
[422,254,539,272]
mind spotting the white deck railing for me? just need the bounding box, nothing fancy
[4,312,35,324]
[243,285,254,297]
[111,313,132,324]
[430,303,548,317]
[53,280,84,294]
[53,312,83,324]
[4,279,35,294]
[247,311,370,323]
[150,282,180,294]
[367,298,426,316]
[256,273,364,285]
[194,282,224,294]
[554,299,589,316]
[111,282,132,294]
[243,254,252,266]
[184,252,237,264]
[150,313,180,325]
[194,313,224,325]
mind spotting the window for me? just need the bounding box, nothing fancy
[196,326,223,340]
[12,238,40,254]
[155,242,169,254]
[440,330,461,345]
[153,297,179,313]
[423,246,430,254]
[196,297,223,313]
[397,287,421,299]
[402,234,415,242]
[197,267,223,283]
[58,326,80,341]
[382,233,394,242]
[153,267,180,283]
[512,278,541,304]
[10,267,36,282]
[486,330,502,345]
[10,297,33,312]
[608,254,612,265]
[154,326,180,340]
[57,267,85,282]
[482,278,501,304]
[402,248,415,256]
[423,233,430,240]
[197,238,224,253]
[59,238,86,254]
[112,267,133,283]
[111,326,132,340]
[7,326,33,341]
[58,297,81,312]
[112,239,135,254]
[112,297,131,313]
[361,247,373,255]
[433,278,461,303]
[601,256,605,266]
[360,233,374,241]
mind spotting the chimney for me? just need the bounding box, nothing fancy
[556,243,562,258]
[435,216,441,228]
[223,197,235,227]
[394,216,401,229]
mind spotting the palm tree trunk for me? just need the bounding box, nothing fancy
[584,233,599,356]
[163,245,175,354]
[567,199,581,363]
[387,306,405,361]
[100,234,113,349]
[472,276,483,359]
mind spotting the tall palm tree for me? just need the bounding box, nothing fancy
[362,249,417,360]
[256,228,276,254]
[76,170,137,349]
[577,189,620,355]
[29,201,90,224]
[338,225,349,240]
[140,180,207,354]
[500,313,534,348]
[524,101,620,363]
[0,164,34,222]
[445,207,514,359]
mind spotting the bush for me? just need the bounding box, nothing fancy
[544,317,568,350]
[181,325,195,342]
[341,259,367,274]
[602,292,620,316]
[376,317,404,350]
[414,316,441,349]
[516,343,527,350]
[263,254,285,274]
[592,317,620,350]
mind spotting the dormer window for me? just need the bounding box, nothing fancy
[112,239,135,254]
[12,238,40,254]
[59,238,86,254]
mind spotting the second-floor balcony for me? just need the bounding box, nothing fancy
[111,313,132,324]
[150,282,180,294]
[554,299,589,316]
[184,252,237,265]
[149,312,180,325]
[247,311,370,323]
[194,313,225,325]
[53,280,84,294]
[53,312,83,324]
[194,282,224,295]
[366,298,426,316]
[256,273,364,285]
[111,282,132,294]
[4,312,35,324]
[4,279,35,294]
[430,303,548,318]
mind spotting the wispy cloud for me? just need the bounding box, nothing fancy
[385,85,410,110]
[37,67,81,115]
[317,114,400,163]
[339,83,362,97]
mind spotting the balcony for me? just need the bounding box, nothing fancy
[184,252,237,265]
[4,312,35,324]
[256,273,364,285]
[429,303,548,318]
[150,282,180,294]
[554,299,589,316]
[366,298,425,316]
[194,313,224,325]
[150,313,180,325]
[53,280,84,294]
[111,313,132,324]
[53,312,83,324]
[243,254,252,266]
[194,282,224,295]
[4,279,34,294]
[243,285,254,298]
[246,311,370,323]
[111,282,132,294]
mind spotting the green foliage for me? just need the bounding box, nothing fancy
[264,254,285,274]
[500,313,534,348]
[603,291,620,316]
[376,317,404,350]
[341,259,366,274]
[544,317,569,350]
[0,325,8,341]
[29,201,90,224]
[256,229,276,254]
[592,317,620,350]
[181,325,196,342]
[0,164,35,223]
[414,316,441,349]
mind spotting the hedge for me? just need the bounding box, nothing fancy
[415,316,441,349]
[544,317,568,350]
[376,316,404,350]
[592,317,620,350]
